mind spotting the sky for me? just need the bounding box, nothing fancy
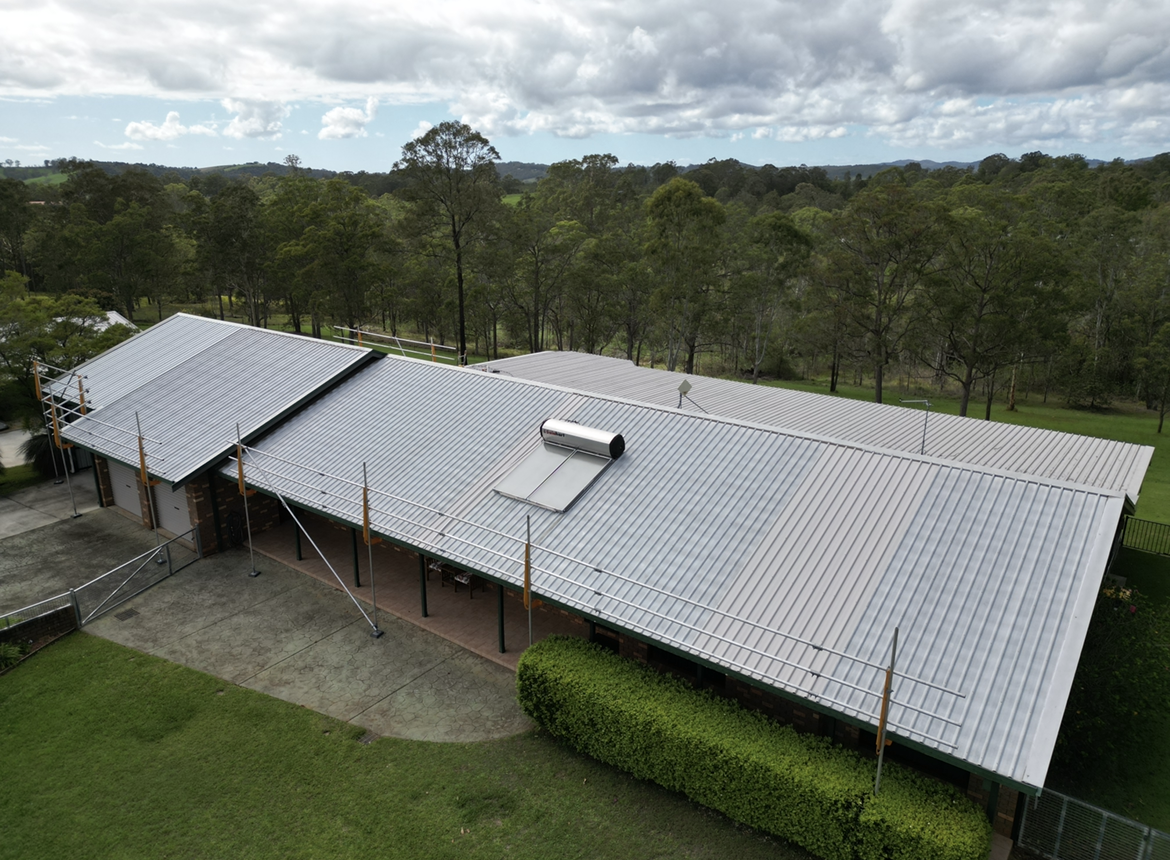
[1,0,1168,173]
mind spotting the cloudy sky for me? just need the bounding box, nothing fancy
[1,0,1168,172]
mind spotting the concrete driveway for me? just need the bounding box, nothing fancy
[0,428,101,540]
[2,509,533,743]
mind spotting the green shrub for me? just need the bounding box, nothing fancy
[0,640,28,671]
[517,635,991,860]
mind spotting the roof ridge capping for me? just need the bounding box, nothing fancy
[169,312,374,354]
[481,352,1151,504]
[417,359,1128,501]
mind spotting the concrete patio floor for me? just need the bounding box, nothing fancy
[2,506,554,743]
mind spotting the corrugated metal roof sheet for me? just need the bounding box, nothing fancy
[484,351,1153,504]
[58,314,375,484]
[227,355,1123,791]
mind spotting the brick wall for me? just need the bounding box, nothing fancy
[94,456,115,508]
[189,473,282,555]
[0,606,78,652]
[724,676,828,735]
[966,773,1020,837]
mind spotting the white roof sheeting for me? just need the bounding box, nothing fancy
[484,351,1153,504]
[57,314,375,484]
[227,355,1123,791]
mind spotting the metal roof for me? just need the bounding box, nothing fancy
[483,351,1153,504]
[227,355,1122,791]
[58,314,375,485]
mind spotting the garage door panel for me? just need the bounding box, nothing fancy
[155,482,191,536]
[108,459,141,517]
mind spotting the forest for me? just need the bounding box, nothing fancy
[3,121,1170,425]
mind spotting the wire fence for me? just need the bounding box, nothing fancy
[0,529,201,631]
[1121,517,1170,557]
[1018,787,1170,860]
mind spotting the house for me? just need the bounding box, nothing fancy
[48,320,1152,839]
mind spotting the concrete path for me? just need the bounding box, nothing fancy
[0,434,101,540]
[0,508,153,613]
[2,511,533,743]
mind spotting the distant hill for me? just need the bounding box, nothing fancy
[0,152,1136,192]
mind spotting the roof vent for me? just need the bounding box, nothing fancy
[495,419,625,512]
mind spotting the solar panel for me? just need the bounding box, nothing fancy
[495,442,614,512]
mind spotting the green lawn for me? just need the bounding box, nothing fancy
[0,463,42,496]
[1047,550,1170,830]
[0,634,808,860]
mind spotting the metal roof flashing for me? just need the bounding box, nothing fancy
[214,355,1125,789]
[484,352,1153,505]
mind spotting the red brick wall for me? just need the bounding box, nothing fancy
[966,773,1019,837]
[94,456,115,507]
[0,606,78,655]
[190,473,282,555]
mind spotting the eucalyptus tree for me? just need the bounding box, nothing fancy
[395,122,500,363]
[644,178,726,373]
[730,210,812,382]
[921,185,1064,417]
[188,182,269,325]
[824,179,945,403]
[0,177,33,277]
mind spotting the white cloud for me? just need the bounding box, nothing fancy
[0,0,1167,157]
[0,135,16,143]
[125,110,217,141]
[221,98,289,139]
[318,96,377,139]
[94,140,143,150]
[410,120,433,140]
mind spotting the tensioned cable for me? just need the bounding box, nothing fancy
[231,453,959,747]
[233,447,965,736]
[239,445,963,698]
[242,451,379,633]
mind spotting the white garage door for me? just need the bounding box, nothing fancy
[154,482,192,537]
[107,459,142,517]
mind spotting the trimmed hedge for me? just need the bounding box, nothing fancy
[517,636,991,860]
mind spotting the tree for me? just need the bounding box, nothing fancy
[0,177,33,277]
[395,122,500,364]
[922,186,1064,416]
[731,211,811,382]
[645,178,726,373]
[825,183,944,403]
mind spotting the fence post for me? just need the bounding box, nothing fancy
[69,588,82,628]
[1053,794,1069,857]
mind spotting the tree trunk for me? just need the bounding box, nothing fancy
[451,218,467,365]
[958,365,974,418]
[874,362,884,404]
[984,369,996,421]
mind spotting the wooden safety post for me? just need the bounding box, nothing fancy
[874,626,898,795]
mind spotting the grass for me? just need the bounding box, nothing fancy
[24,172,67,186]
[0,634,810,860]
[1047,550,1170,830]
[0,462,43,496]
